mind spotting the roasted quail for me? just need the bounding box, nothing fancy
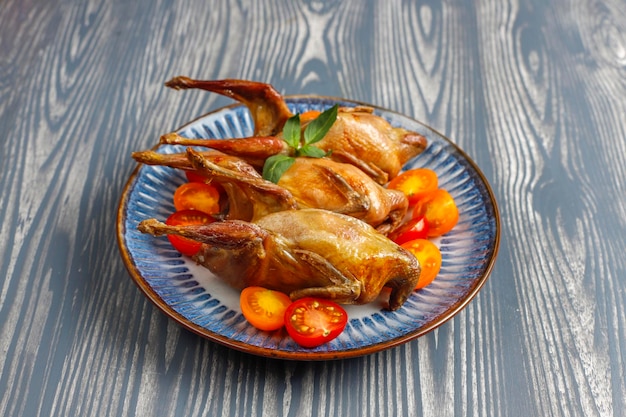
[138,209,421,310]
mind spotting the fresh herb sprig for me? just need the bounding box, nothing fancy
[262,104,338,183]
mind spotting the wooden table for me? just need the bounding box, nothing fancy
[1,1,624,416]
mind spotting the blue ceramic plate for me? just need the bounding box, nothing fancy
[117,97,500,360]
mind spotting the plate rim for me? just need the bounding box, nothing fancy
[116,95,501,361]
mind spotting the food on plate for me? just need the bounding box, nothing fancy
[173,182,221,215]
[131,148,262,177]
[283,297,348,348]
[137,208,421,311]
[184,147,299,221]
[388,168,459,238]
[400,239,442,290]
[239,286,292,331]
[164,77,292,137]
[388,215,429,245]
[274,157,408,235]
[412,188,459,237]
[159,132,284,168]
[238,286,348,348]
[160,76,428,184]
[239,287,348,347]
[137,147,409,234]
[132,79,465,327]
[384,167,455,289]
[387,168,438,204]
[164,210,215,256]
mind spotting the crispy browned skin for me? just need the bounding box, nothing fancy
[185,148,298,222]
[277,157,408,235]
[161,77,428,183]
[159,132,288,168]
[165,77,292,136]
[312,106,427,184]
[149,148,408,233]
[131,148,261,177]
[138,209,421,310]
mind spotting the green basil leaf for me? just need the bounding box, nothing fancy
[303,104,338,145]
[297,145,327,158]
[282,114,301,148]
[262,155,296,183]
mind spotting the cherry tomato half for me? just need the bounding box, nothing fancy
[412,189,459,237]
[389,216,430,245]
[401,239,442,289]
[387,168,438,204]
[173,182,220,215]
[240,287,292,331]
[284,298,348,348]
[165,210,214,256]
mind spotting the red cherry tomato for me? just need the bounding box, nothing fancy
[412,189,459,237]
[183,171,226,196]
[165,210,214,256]
[284,298,348,348]
[401,239,442,289]
[389,216,430,245]
[387,168,438,204]
[240,287,292,331]
[173,182,220,215]
[185,170,208,183]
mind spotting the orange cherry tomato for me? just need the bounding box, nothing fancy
[300,110,322,123]
[389,216,429,245]
[240,287,293,331]
[401,239,442,289]
[165,210,214,256]
[387,168,438,204]
[173,182,220,215]
[412,189,459,237]
[284,298,348,348]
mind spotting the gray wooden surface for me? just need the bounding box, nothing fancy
[1,0,624,416]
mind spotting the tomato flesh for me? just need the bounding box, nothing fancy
[401,239,442,289]
[173,182,220,215]
[387,168,438,204]
[240,287,292,331]
[165,210,214,256]
[389,216,429,245]
[284,298,348,348]
[412,189,459,237]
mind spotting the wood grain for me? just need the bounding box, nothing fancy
[1,0,624,416]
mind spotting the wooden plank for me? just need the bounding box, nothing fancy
[0,0,624,416]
